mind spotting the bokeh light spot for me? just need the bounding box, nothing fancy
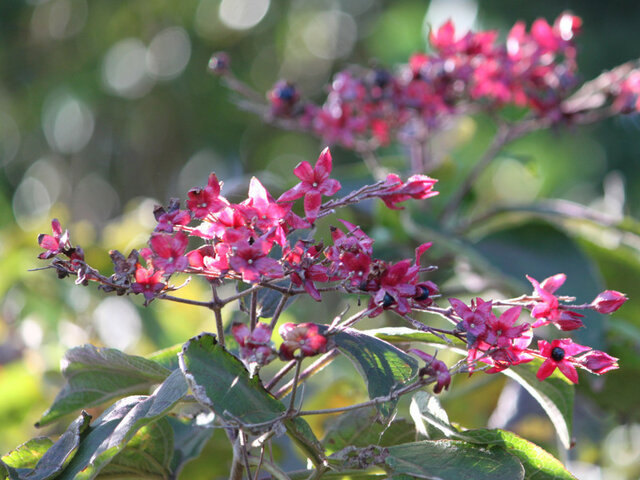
[102,39,154,99]
[219,0,270,30]
[42,93,94,154]
[93,297,142,351]
[146,27,191,80]
[303,11,357,60]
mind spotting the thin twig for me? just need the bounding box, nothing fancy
[297,376,426,416]
[253,446,265,480]
[156,294,213,308]
[229,436,244,480]
[222,284,262,306]
[275,349,339,399]
[269,292,291,331]
[239,430,252,480]
[286,360,303,414]
[264,360,296,392]
[250,290,258,330]
[212,284,226,347]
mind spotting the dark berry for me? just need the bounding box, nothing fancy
[551,347,565,362]
[371,69,392,88]
[414,285,430,301]
[276,84,297,102]
[382,292,395,308]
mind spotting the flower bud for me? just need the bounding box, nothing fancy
[208,52,229,75]
[591,290,628,314]
[580,350,619,375]
[279,322,327,360]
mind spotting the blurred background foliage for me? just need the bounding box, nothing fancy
[1,0,639,478]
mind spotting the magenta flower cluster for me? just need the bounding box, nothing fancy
[263,13,584,149]
[38,146,625,389]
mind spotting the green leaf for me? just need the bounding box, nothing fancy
[409,391,458,439]
[56,397,142,480]
[24,411,91,480]
[461,430,577,480]
[57,370,186,480]
[178,333,324,465]
[409,392,576,479]
[322,407,416,452]
[178,333,287,425]
[166,417,214,478]
[1,412,91,480]
[1,438,54,470]
[95,419,174,480]
[321,327,419,420]
[365,327,466,348]
[38,345,172,426]
[385,440,525,480]
[147,344,182,371]
[502,360,574,450]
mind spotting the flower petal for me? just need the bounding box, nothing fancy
[314,147,333,181]
[303,190,322,222]
[293,161,314,183]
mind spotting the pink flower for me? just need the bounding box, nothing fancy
[186,173,227,219]
[38,219,71,259]
[228,238,283,283]
[149,232,189,275]
[232,322,275,366]
[377,174,438,210]
[410,349,451,394]
[450,297,494,341]
[131,263,165,304]
[284,241,328,301]
[579,350,619,375]
[153,199,191,233]
[591,290,628,314]
[278,148,341,222]
[527,273,584,330]
[536,338,590,384]
[279,323,328,360]
[237,177,289,246]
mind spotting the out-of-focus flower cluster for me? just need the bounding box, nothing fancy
[259,13,584,149]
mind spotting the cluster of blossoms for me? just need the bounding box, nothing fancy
[210,12,640,167]
[447,273,625,385]
[249,14,583,149]
[38,147,625,392]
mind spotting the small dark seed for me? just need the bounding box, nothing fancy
[414,285,430,301]
[551,347,565,362]
[382,292,395,308]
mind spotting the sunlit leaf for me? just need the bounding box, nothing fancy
[1,438,53,470]
[178,333,324,465]
[410,392,576,479]
[365,326,465,348]
[322,407,416,452]
[502,360,574,450]
[385,440,525,480]
[38,345,172,426]
[320,326,419,420]
[94,419,174,480]
[56,370,186,480]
